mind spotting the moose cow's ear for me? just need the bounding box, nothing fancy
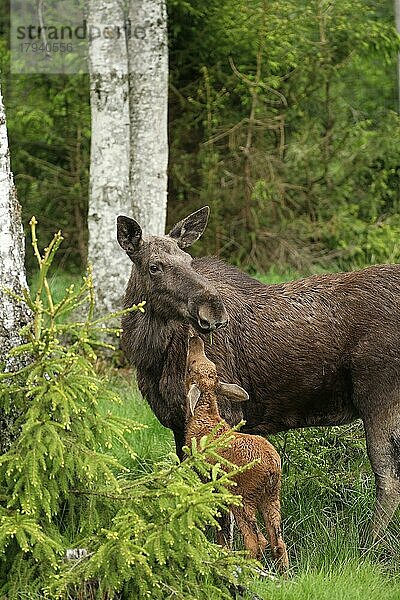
[218,382,249,402]
[117,216,142,257]
[188,383,201,415]
[168,206,210,249]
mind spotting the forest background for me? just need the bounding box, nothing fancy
[1,0,399,280]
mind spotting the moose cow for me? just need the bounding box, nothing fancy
[117,206,400,538]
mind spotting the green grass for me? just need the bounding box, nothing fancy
[101,370,174,473]
[253,564,400,600]
[28,269,82,304]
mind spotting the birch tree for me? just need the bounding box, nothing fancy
[87,0,132,315]
[128,0,168,235]
[0,86,30,362]
[88,0,168,315]
[0,85,30,452]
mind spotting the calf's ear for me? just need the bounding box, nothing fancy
[188,384,201,415]
[168,206,210,248]
[117,216,142,257]
[218,382,249,402]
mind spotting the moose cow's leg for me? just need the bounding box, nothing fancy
[355,385,400,537]
[353,348,400,539]
[173,429,186,461]
[363,419,400,539]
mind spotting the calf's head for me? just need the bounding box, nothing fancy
[186,336,249,414]
[117,207,229,332]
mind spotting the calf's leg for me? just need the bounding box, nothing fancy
[232,505,267,559]
[260,488,288,572]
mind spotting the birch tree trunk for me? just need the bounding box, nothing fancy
[87,0,132,314]
[88,0,168,315]
[127,0,168,235]
[0,85,30,452]
[0,87,29,360]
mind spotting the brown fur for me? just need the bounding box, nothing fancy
[117,207,400,538]
[185,336,289,571]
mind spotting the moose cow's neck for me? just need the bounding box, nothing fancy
[121,306,188,370]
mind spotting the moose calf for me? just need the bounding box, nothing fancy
[185,335,289,572]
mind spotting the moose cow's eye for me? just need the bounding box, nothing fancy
[149,264,160,275]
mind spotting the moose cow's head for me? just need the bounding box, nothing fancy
[117,207,229,333]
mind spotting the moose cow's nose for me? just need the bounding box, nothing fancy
[189,289,229,332]
[197,306,229,332]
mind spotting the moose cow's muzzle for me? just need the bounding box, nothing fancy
[188,291,229,332]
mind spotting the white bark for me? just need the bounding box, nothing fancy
[0,86,30,362]
[87,0,132,314]
[0,85,30,453]
[88,0,168,315]
[128,0,168,236]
